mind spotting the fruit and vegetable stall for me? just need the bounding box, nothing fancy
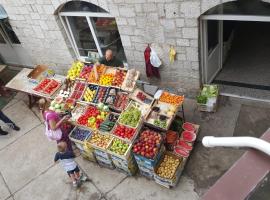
[5,61,200,189]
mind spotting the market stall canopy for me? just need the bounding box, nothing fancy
[0,5,7,19]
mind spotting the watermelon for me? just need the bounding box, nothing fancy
[177,140,193,151]
[182,131,196,142]
[182,122,195,132]
[174,147,189,158]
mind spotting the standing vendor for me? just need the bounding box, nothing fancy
[95,49,124,68]
[93,49,124,81]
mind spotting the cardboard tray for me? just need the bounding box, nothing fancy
[98,112,119,134]
[117,101,143,128]
[111,68,127,88]
[86,131,113,152]
[27,65,48,83]
[121,69,140,92]
[32,79,62,97]
[129,88,155,107]
[153,151,184,186]
[144,101,177,131]
[159,92,185,107]
[79,84,99,105]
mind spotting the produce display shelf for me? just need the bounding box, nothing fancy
[26,60,194,188]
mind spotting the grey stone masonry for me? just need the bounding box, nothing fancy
[0,0,236,95]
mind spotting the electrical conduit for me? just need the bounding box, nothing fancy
[202,136,270,156]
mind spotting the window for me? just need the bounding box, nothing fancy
[59,1,126,61]
[67,16,97,56]
[0,19,20,44]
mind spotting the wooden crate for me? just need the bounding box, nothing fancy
[121,69,140,92]
[107,137,133,160]
[111,121,142,144]
[111,154,138,176]
[117,101,143,129]
[81,150,96,163]
[68,126,92,145]
[154,151,186,188]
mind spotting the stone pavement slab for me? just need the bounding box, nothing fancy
[234,104,270,137]
[13,165,101,200]
[106,175,199,200]
[185,97,241,141]
[0,124,56,193]
[2,98,20,111]
[0,172,10,200]
[76,157,127,193]
[0,101,41,150]
[185,143,244,196]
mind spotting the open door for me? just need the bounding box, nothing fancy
[201,20,223,83]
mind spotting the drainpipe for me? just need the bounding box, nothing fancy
[202,136,270,156]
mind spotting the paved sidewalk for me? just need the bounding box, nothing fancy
[0,93,199,200]
[1,93,269,200]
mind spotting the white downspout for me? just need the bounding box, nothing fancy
[202,136,270,156]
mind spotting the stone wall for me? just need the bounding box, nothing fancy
[0,0,236,95]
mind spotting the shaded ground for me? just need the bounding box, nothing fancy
[0,91,270,199]
[0,66,20,110]
[216,22,270,86]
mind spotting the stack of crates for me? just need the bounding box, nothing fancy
[154,151,186,188]
[69,126,92,151]
[134,145,165,179]
[82,138,96,163]
[85,131,115,169]
[108,138,138,176]
[94,148,115,169]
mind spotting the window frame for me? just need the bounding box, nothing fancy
[59,11,116,61]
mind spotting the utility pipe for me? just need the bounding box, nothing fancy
[202,136,270,156]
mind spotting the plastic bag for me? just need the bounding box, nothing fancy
[150,48,162,68]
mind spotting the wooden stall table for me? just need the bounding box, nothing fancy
[5,68,65,108]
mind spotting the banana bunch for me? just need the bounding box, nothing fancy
[83,88,96,102]
[66,61,83,80]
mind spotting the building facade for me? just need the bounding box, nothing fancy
[0,0,235,96]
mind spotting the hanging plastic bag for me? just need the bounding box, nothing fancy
[150,47,162,68]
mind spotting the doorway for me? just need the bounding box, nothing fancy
[200,0,270,100]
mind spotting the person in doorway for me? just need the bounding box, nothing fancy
[38,98,72,150]
[95,49,124,68]
[0,110,20,135]
[54,141,87,188]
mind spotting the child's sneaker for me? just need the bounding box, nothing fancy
[72,181,78,188]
